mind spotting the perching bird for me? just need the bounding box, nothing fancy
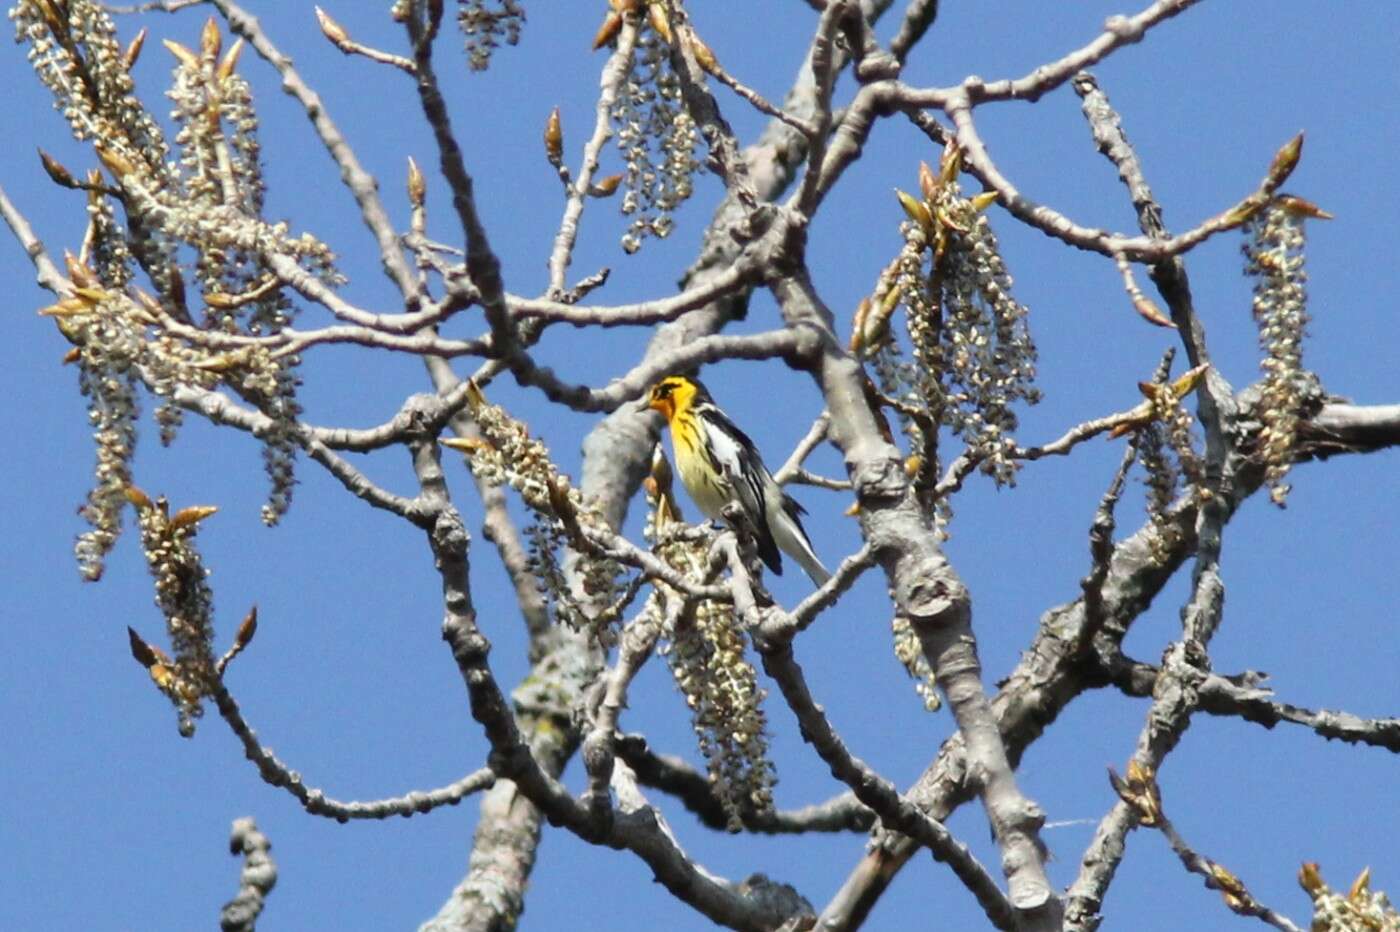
[648,375,830,586]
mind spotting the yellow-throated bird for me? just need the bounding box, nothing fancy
[648,375,830,586]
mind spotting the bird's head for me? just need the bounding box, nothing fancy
[648,375,702,421]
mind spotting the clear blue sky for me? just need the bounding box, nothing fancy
[2,2,1397,930]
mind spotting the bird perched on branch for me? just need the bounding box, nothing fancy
[648,375,830,586]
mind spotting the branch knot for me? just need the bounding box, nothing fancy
[850,455,906,505]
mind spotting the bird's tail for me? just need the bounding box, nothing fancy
[791,544,831,587]
[770,494,830,587]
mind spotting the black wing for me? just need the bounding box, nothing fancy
[698,404,784,575]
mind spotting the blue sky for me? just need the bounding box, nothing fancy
[2,2,1397,930]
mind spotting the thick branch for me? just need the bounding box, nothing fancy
[1297,403,1400,460]
[771,271,1058,925]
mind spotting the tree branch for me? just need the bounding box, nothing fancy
[1064,63,1235,927]
[759,638,1015,930]
[817,389,1396,929]
[1106,657,1400,754]
[771,270,1059,925]
[1297,403,1400,460]
[514,260,760,329]
[619,734,875,834]
[545,21,635,296]
[213,682,494,821]
[219,818,276,932]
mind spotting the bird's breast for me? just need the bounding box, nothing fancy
[673,436,731,521]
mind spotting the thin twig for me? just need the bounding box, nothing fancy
[213,684,494,821]
[0,181,66,292]
[619,734,874,834]
[773,412,830,484]
[706,59,819,137]
[315,7,417,74]
[1153,814,1304,932]
[172,385,433,522]
[546,18,637,296]
[1103,762,1304,931]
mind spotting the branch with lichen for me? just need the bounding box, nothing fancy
[1066,406,1229,929]
[1062,637,1210,930]
[1062,88,1236,926]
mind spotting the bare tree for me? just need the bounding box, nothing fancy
[4,1,1397,930]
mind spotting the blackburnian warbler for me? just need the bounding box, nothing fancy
[648,375,830,586]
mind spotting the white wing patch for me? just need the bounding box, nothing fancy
[706,419,765,520]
